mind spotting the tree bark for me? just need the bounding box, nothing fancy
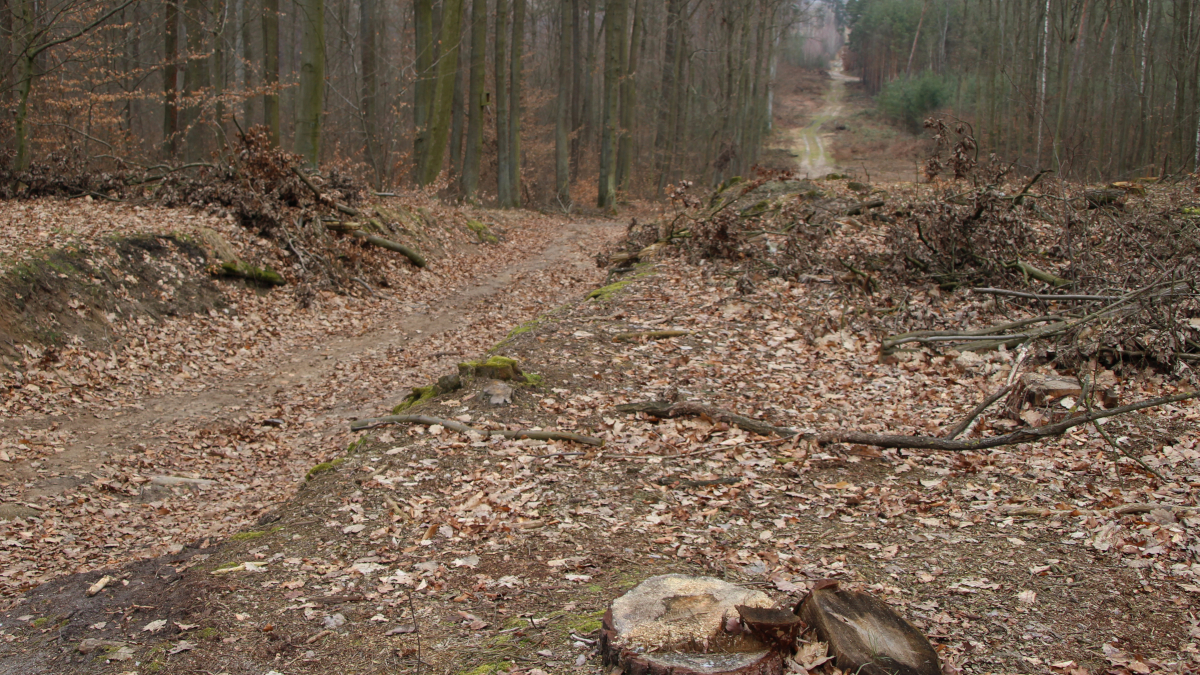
[413,0,434,176]
[182,0,212,162]
[652,0,681,193]
[598,0,626,209]
[616,0,641,195]
[554,0,573,207]
[460,0,488,200]
[494,0,512,206]
[360,0,380,187]
[295,0,325,167]
[417,0,464,186]
[163,0,180,156]
[504,0,525,207]
[262,0,280,145]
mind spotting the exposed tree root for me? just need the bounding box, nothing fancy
[350,414,604,446]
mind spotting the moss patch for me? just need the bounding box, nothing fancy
[459,355,523,381]
[228,530,266,541]
[457,662,513,675]
[588,279,631,300]
[465,220,499,243]
[305,457,345,481]
[392,385,438,414]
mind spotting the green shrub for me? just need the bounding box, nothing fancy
[877,71,952,132]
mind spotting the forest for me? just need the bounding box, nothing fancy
[844,0,1200,180]
[1,1,1200,674]
[0,0,809,207]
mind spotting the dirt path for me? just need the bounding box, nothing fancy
[0,217,623,595]
[779,57,859,177]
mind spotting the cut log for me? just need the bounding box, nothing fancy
[795,581,940,675]
[1005,373,1082,421]
[600,574,784,675]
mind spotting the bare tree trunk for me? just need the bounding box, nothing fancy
[460,0,488,199]
[555,0,573,207]
[905,0,928,77]
[360,0,380,187]
[413,0,434,176]
[494,0,512,205]
[262,0,280,144]
[1035,0,1049,168]
[504,0,525,206]
[164,0,180,155]
[616,0,641,195]
[449,22,468,181]
[417,0,464,185]
[598,0,626,208]
[294,0,324,167]
[653,0,682,193]
[183,0,211,162]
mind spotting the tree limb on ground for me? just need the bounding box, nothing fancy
[816,390,1197,452]
[972,288,1122,302]
[350,414,603,446]
[614,400,797,437]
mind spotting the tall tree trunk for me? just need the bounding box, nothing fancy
[413,0,434,175]
[577,0,596,171]
[653,0,681,193]
[262,0,280,144]
[164,0,180,155]
[616,0,641,194]
[598,0,626,208]
[449,21,468,181]
[1035,0,1050,168]
[295,0,324,167]
[183,0,211,162]
[360,0,380,187]
[461,0,488,199]
[234,0,245,119]
[504,0,525,206]
[555,0,573,207]
[494,0,512,205]
[417,0,464,185]
[12,0,33,171]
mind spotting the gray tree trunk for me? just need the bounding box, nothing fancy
[295,0,325,167]
[555,0,573,207]
[262,0,281,144]
[495,0,512,206]
[598,0,626,208]
[460,0,488,199]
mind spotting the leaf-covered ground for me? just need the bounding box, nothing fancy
[1,192,1197,674]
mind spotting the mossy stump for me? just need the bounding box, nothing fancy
[458,356,523,381]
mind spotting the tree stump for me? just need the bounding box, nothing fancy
[1005,373,1082,422]
[599,575,784,675]
[795,581,940,675]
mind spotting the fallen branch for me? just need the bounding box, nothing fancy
[972,288,1122,302]
[349,414,603,446]
[816,390,1197,451]
[1005,260,1071,287]
[351,230,427,267]
[946,384,1012,440]
[615,400,797,437]
[612,330,690,343]
[845,199,886,216]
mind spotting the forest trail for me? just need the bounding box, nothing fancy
[0,217,623,590]
[781,57,859,177]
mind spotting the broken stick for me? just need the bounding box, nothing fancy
[349,414,603,446]
[615,400,797,437]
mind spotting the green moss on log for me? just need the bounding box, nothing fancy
[305,457,345,481]
[219,261,285,286]
[458,355,523,380]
